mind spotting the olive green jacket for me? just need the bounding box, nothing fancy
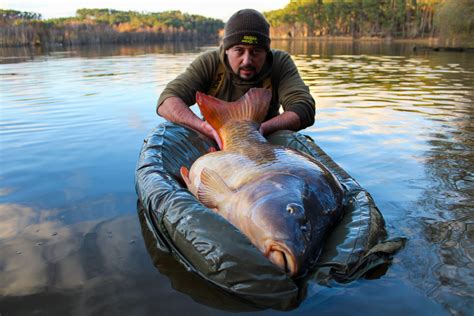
[157,46,315,128]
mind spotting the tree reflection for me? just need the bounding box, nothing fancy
[405,52,474,314]
[0,202,171,314]
[0,41,217,64]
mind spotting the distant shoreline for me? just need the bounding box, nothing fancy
[2,36,473,51]
[273,36,433,44]
[270,36,474,49]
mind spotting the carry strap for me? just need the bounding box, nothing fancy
[262,76,272,90]
[207,62,226,97]
[208,62,272,97]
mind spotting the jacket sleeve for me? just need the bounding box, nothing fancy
[156,50,219,113]
[275,51,315,128]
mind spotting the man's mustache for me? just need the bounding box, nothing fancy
[239,65,256,71]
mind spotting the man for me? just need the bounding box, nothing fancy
[157,9,315,147]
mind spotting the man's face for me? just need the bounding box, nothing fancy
[226,44,267,80]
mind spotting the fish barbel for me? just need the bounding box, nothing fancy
[180,88,344,277]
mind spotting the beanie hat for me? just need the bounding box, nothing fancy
[223,9,271,51]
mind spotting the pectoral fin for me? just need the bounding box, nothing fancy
[198,167,233,209]
[180,166,192,189]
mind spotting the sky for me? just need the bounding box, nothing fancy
[1,0,290,21]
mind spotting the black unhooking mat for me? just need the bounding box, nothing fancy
[135,122,405,310]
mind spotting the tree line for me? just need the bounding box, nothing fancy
[1,1,472,47]
[264,0,473,41]
[0,9,224,46]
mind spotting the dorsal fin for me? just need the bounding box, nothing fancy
[196,88,272,131]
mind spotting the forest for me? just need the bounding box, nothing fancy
[1,0,473,47]
[265,0,473,42]
[0,9,224,46]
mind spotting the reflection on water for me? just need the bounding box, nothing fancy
[0,201,148,313]
[0,42,209,64]
[272,39,420,56]
[283,42,473,315]
[408,96,473,314]
[137,204,270,313]
[0,42,472,315]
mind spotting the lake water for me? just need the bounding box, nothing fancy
[0,40,472,315]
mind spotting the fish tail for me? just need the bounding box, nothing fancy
[196,88,271,131]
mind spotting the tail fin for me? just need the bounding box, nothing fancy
[196,88,271,131]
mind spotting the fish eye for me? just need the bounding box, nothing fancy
[286,204,298,214]
[286,203,302,214]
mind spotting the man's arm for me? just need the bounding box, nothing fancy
[259,111,300,135]
[155,50,222,148]
[158,96,222,149]
[269,51,315,133]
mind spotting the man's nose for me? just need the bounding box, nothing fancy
[242,51,252,65]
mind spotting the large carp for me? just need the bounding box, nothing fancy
[180,88,344,277]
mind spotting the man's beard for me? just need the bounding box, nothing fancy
[238,65,257,80]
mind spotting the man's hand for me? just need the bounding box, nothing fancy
[158,96,222,149]
[200,121,223,149]
[259,111,301,136]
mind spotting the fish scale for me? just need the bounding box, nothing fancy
[181,88,344,276]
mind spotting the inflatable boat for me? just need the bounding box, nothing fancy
[135,122,405,309]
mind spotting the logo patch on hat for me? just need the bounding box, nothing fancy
[241,35,258,45]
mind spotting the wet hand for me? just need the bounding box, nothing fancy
[201,121,223,149]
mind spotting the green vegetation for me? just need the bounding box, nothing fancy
[0,8,224,46]
[1,1,473,47]
[265,0,473,41]
[435,0,474,44]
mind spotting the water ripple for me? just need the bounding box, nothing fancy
[0,43,473,315]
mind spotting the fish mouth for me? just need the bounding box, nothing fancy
[265,241,299,277]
